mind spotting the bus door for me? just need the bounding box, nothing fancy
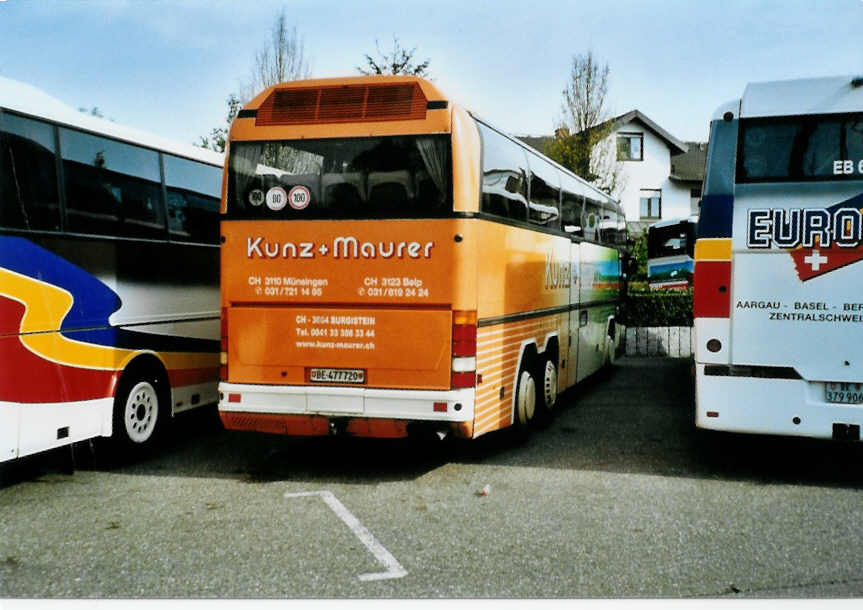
[576,242,604,383]
[566,240,581,387]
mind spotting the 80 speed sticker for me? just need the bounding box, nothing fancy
[266,186,287,211]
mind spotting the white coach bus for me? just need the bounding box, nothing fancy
[694,75,863,440]
[0,77,224,462]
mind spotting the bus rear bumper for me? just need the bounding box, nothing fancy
[217,382,475,438]
[695,363,863,440]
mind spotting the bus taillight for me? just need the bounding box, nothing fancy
[452,310,477,389]
[220,307,228,381]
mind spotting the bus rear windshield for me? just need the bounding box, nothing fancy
[648,222,695,258]
[227,135,452,219]
[737,113,863,183]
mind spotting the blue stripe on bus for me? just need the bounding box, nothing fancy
[0,236,218,354]
[826,192,863,213]
[0,236,120,330]
[697,194,734,239]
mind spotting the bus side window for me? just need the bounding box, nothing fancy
[618,210,628,246]
[0,113,61,231]
[598,201,621,245]
[527,154,561,229]
[561,195,584,237]
[583,196,601,242]
[478,122,528,223]
[164,154,221,245]
[60,128,165,239]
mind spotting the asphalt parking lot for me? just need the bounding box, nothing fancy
[3,356,863,599]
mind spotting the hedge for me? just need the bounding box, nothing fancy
[618,291,693,327]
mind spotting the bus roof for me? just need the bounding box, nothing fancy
[738,75,863,119]
[0,76,224,166]
[649,215,698,230]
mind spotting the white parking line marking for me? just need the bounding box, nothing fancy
[284,490,407,582]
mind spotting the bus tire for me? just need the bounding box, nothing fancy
[514,366,537,429]
[605,336,616,368]
[535,357,558,426]
[110,362,169,456]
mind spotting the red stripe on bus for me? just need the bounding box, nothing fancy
[693,261,732,318]
[0,335,118,403]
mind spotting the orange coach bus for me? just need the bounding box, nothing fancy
[218,76,627,440]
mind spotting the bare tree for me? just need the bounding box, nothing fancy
[546,51,623,196]
[357,35,431,77]
[242,9,311,100]
[199,9,311,152]
[563,51,609,135]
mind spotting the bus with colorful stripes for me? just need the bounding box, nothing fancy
[647,215,697,290]
[694,75,863,440]
[218,76,626,441]
[0,77,224,462]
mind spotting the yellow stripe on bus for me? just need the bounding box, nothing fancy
[694,238,732,261]
[1,267,216,372]
[474,315,563,436]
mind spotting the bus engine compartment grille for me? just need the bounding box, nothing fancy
[256,83,428,126]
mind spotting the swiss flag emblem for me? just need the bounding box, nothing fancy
[788,195,863,282]
[789,244,863,281]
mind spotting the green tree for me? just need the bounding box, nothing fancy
[197,94,241,153]
[357,36,431,77]
[545,51,622,196]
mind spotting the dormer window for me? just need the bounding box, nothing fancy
[617,132,643,161]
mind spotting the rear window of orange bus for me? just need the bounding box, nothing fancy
[226,135,452,219]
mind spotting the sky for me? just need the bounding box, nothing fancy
[0,0,861,149]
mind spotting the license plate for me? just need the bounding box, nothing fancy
[309,368,365,384]
[825,382,863,404]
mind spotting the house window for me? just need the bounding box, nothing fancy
[617,132,643,161]
[640,189,661,219]
[690,187,702,215]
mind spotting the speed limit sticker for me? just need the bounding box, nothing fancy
[265,186,288,211]
[289,185,311,210]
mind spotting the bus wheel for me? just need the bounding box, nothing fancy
[111,368,167,454]
[535,358,558,425]
[515,367,537,427]
[605,337,616,368]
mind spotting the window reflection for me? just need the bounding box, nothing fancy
[0,113,61,231]
[60,128,164,238]
[478,123,528,222]
[165,154,221,244]
[528,159,560,228]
